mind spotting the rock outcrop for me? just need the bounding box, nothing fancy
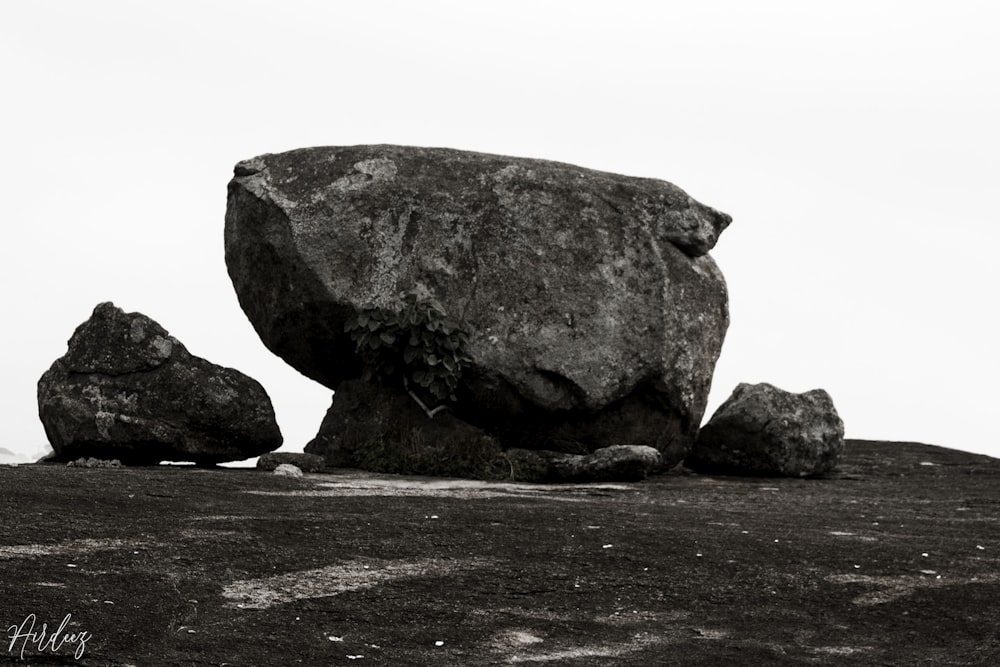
[687,383,844,477]
[227,145,731,468]
[37,302,282,465]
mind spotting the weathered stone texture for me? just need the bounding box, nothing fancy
[38,302,282,465]
[687,382,845,477]
[227,145,731,466]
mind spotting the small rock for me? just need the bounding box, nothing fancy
[506,445,661,482]
[571,445,662,481]
[273,463,304,478]
[67,457,123,468]
[257,452,326,473]
[687,382,844,477]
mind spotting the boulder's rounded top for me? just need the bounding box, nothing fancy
[230,144,732,256]
[729,382,838,411]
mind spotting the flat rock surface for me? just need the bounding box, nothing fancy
[2,440,999,665]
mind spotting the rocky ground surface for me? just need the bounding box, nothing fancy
[2,440,999,666]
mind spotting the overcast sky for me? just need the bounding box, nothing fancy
[2,1,997,463]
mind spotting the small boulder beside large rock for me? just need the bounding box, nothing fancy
[272,463,304,478]
[506,445,662,483]
[37,302,282,465]
[257,451,327,473]
[687,382,844,477]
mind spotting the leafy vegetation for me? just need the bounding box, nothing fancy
[345,293,472,418]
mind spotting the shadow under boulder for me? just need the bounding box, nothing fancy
[305,379,666,482]
[305,378,511,480]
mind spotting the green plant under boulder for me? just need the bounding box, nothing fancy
[345,293,472,418]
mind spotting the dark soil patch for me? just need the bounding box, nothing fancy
[2,440,999,665]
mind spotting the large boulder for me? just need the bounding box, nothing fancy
[37,302,282,465]
[687,382,845,477]
[226,145,730,467]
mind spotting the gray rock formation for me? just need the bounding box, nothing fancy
[273,463,303,478]
[506,445,662,482]
[227,145,730,467]
[257,451,327,473]
[38,302,282,465]
[687,382,844,476]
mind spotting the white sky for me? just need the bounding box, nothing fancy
[2,1,998,462]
